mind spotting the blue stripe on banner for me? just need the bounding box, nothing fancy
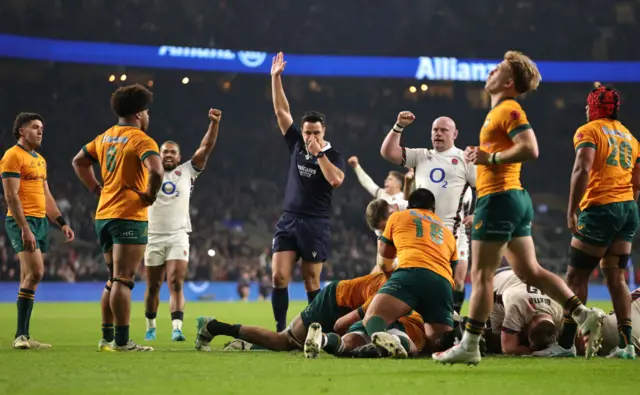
[1,34,640,82]
[0,282,621,302]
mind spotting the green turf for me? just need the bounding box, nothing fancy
[0,300,638,395]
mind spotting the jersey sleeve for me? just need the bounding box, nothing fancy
[284,123,303,153]
[396,199,409,211]
[502,105,532,140]
[133,134,160,163]
[573,126,597,152]
[635,139,640,165]
[465,163,477,188]
[379,212,397,246]
[402,147,424,168]
[0,149,22,178]
[82,139,99,163]
[186,160,203,179]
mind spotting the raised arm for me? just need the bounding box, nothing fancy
[271,52,294,134]
[380,111,415,165]
[191,109,222,170]
[347,156,380,197]
[403,168,415,200]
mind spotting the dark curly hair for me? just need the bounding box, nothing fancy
[110,84,153,117]
[12,112,44,140]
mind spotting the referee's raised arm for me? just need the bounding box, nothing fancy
[271,52,293,135]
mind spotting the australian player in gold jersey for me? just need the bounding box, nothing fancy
[433,51,606,365]
[72,84,163,352]
[1,112,75,349]
[534,85,639,359]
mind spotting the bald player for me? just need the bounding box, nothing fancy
[381,114,475,313]
[489,268,563,355]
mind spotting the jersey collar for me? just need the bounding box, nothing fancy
[17,143,38,158]
[320,141,332,152]
[432,146,458,155]
[493,97,517,108]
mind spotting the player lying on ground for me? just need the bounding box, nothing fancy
[143,108,221,342]
[361,189,458,359]
[484,268,562,355]
[2,112,75,350]
[534,84,639,360]
[381,112,475,314]
[433,50,605,365]
[577,288,640,359]
[194,272,388,354]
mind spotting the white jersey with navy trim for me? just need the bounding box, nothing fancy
[148,160,201,235]
[403,146,476,235]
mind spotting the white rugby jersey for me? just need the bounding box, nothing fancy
[490,269,563,334]
[148,160,201,234]
[403,146,475,234]
[600,288,640,354]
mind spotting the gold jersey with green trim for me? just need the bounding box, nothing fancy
[573,119,640,210]
[0,144,47,218]
[476,98,531,198]
[82,124,159,221]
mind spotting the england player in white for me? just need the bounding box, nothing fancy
[381,112,475,313]
[143,108,222,341]
[347,156,405,206]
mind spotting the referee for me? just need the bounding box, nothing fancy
[269,52,345,332]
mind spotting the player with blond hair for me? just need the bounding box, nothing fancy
[433,51,605,365]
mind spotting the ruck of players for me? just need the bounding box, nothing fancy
[3,49,639,363]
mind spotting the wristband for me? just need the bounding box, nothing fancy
[316,151,325,158]
[488,153,495,165]
[494,152,502,164]
[393,123,405,133]
[56,216,67,227]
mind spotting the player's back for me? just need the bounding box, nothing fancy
[574,119,639,210]
[335,272,388,309]
[85,125,159,221]
[383,209,457,285]
[477,99,530,197]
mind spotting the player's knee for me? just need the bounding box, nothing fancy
[168,276,183,293]
[25,268,44,285]
[302,277,320,291]
[565,265,591,288]
[148,280,162,294]
[272,272,290,288]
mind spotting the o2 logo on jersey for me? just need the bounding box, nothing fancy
[430,168,448,188]
[161,181,179,196]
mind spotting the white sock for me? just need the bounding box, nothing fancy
[460,331,480,351]
[172,319,183,331]
[146,318,156,331]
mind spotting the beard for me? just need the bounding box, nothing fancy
[163,161,178,171]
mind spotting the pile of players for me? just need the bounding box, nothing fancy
[3,49,638,361]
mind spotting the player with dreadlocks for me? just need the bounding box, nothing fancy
[534,83,640,359]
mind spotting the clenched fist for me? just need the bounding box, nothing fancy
[347,156,359,168]
[396,111,416,128]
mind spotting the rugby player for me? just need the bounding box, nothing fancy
[2,112,75,349]
[381,114,475,313]
[362,188,458,359]
[194,272,388,355]
[488,268,562,355]
[587,288,640,358]
[143,108,221,342]
[347,156,404,206]
[433,51,605,365]
[72,84,163,351]
[535,85,639,359]
[270,52,345,332]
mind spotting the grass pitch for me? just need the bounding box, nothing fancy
[0,300,638,395]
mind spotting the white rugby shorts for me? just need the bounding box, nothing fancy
[144,232,190,267]
[456,229,470,262]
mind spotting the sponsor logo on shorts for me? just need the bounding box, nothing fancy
[120,230,138,238]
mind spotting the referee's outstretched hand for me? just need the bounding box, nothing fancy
[271,52,287,76]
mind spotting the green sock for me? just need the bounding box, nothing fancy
[618,319,632,348]
[558,314,578,349]
[16,288,35,338]
[115,325,129,347]
[364,316,387,337]
[102,323,115,342]
[398,335,410,353]
[323,333,342,355]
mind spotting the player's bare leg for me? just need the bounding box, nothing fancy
[453,259,468,313]
[98,253,115,351]
[434,240,504,364]
[363,294,412,358]
[302,261,322,302]
[271,251,296,332]
[166,259,188,341]
[601,239,634,358]
[111,243,152,351]
[195,315,302,352]
[143,263,166,341]
[506,237,605,359]
[13,250,49,350]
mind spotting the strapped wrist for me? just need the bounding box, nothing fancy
[393,123,405,133]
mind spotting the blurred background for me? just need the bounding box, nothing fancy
[0,0,639,292]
